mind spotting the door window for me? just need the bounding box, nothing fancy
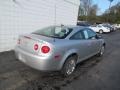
[83,30,89,39]
[82,29,97,39]
[86,29,97,39]
[70,31,85,40]
[97,25,102,28]
[70,28,97,40]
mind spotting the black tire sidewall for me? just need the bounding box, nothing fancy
[99,29,103,34]
[98,46,105,57]
[61,56,77,77]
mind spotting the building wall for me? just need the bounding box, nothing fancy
[0,0,80,52]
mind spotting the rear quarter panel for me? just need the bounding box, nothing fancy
[51,39,79,69]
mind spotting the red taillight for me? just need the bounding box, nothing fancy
[41,46,50,53]
[34,44,39,51]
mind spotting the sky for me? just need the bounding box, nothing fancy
[93,0,120,15]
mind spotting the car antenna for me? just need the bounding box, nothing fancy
[53,26,56,42]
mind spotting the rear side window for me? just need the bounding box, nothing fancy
[83,28,97,39]
[87,29,96,39]
[70,31,85,40]
[70,28,97,40]
[83,30,89,39]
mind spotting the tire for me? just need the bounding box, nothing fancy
[61,56,77,77]
[99,29,103,34]
[97,45,105,57]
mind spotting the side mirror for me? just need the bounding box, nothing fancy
[96,35,102,39]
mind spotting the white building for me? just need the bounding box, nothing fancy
[0,0,80,52]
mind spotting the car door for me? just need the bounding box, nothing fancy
[97,25,103,31]
[90,25,98,32]
[85,28,101,56]
[69,30,92,62]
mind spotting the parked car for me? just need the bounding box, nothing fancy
[14,25,105,76]
[112,24,120,29]
[89,24,111,34]
[100,24,115,32]
[101,23,117,31]
[77,21,91,27]
[111,24,118,30]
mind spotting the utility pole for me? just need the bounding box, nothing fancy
[108,0,114,23]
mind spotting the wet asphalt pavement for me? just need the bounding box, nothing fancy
[0,30,120,90]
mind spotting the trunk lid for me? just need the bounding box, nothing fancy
[18,34,54,54]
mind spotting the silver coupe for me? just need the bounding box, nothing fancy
[15,25,105,76]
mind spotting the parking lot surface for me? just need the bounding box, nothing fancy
[0,30,120,90]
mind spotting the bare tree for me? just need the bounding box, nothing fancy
[89,4,99,16]
[80,0,92,20]
[80,0,92,15]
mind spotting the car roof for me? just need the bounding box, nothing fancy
[48,25,90,36]
[52,25,86,31]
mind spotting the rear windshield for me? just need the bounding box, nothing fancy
[32,26,73,39]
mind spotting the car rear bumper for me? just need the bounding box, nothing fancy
[14,46,62,71]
